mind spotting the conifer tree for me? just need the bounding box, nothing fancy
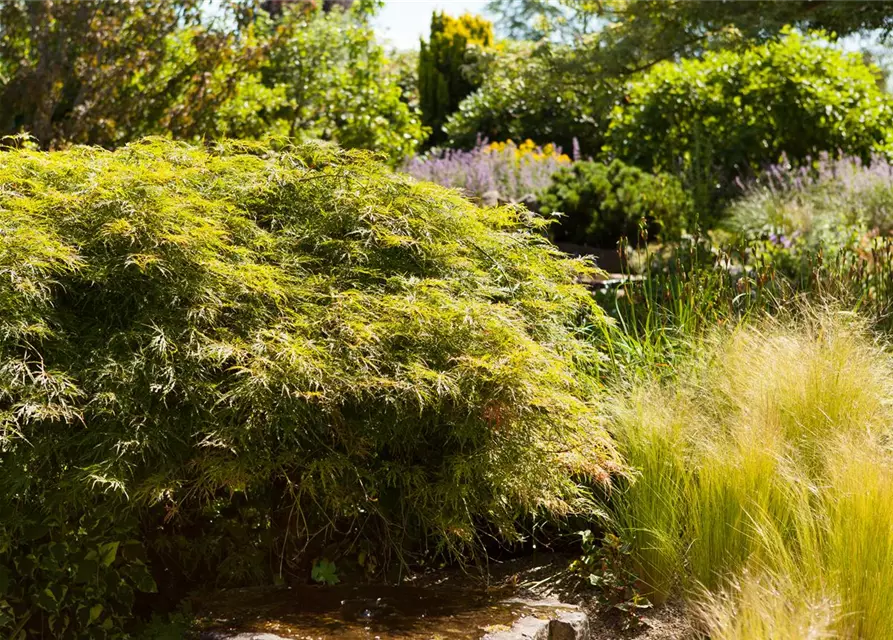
[418,12,493,146]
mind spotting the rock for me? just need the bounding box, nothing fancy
[483,615,551,640]
[550,610,590,640]
[481,190,501,207]
[482,608,591,640]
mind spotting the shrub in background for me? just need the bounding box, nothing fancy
[0,0,247,148]
[444,41,605,152]
[538,160,692,247]
[257,2,425,161]
[418,12,494,146]
[606,31,893,222]
[161,23,282,142]
[403,137,573,203]
[729,153,893,248]
[0,137,618,637]
[387,48,421,111]
[0,1,425,162]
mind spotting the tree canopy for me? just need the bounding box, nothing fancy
[0,0,223,147]
[488,0,893,82]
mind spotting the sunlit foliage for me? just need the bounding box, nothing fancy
[0,138,617,636]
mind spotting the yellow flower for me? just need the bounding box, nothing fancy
[483,139,571,165]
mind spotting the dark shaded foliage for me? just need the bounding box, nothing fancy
[538,160,691,247]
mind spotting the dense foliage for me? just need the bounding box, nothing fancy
[609,312,893,639]
[538,160,691,247]
[730,153,893,245]
[489,0,893,78]
[0,138,617,637]
[0,1,424,161]
[605,32,893,220]
[9,0,893,635]
[444,42,603,151]
[418,12,493,146]
[387,48,421,111]
[255,3,425,159]
[723,153,893,294]
[0,0,229,148]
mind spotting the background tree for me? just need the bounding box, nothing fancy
[259,0,424,160]
[418,12,494,146]
[444,41,603,151]
[259,0,353,19]
[0,0,252,148]
[485,0,599,41]
[487,0,893,89]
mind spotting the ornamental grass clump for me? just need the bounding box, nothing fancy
[607,309,893,638]
[0,138,617,637]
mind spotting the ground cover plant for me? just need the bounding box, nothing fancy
[0,137,619,637]
[724,153,893,324]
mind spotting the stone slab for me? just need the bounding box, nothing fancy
[482,607,590,640]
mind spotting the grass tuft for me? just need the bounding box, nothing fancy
[607,307,893,637]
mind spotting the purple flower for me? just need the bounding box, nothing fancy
[401,137,572,203]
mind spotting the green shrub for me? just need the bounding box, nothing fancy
[0,0,209,148]
[387,48,421,111]
[444,42,604,152]
[538,160,692,247]
[0,137,618,637]
[0,2,424,161]
[606,31,893,222]
[418,12,493,146]
[155,24,279,142]
[255,2,426,161]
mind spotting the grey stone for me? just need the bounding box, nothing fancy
[550,610,590,640]
[481,608,591,640]
[481,190,501,207]
[483,615,551,640]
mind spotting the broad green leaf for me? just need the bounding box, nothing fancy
[88,604,103,625]
[98,541,119,567]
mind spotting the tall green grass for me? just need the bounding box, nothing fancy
[824,440,893,639]
[606,310,893,638]
[609,390,691,602]
[591,233,893,384]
